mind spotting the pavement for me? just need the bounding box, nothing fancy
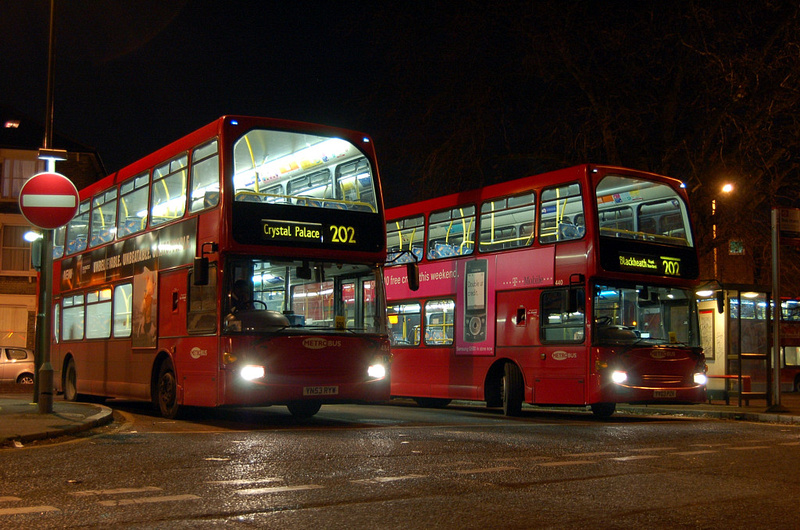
[0,385,113,449]
[1,385,800,448]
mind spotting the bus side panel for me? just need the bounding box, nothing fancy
[176,336,219,407]
[533,345,587,405]
[496,290,538,347]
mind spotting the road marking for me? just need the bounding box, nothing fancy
[71,487,162,497]
[727,446,771,451]
[205,478,283,485]
[779,441,800,446]
[0,497,21,503]
[455,466,517,475]
[0,505,60,516]
[630,447,677,452]
[562,452,615,458]
[538,460,594,467]
[98,494,200,507]
[237,485,324,495]
[351,475,427,484]
[671,450,718,456]
[611,455,661,461]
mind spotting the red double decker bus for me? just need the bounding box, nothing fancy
[51,116,391,418]
[385,164,707,417]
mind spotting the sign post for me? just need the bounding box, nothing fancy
[19,171,78,414]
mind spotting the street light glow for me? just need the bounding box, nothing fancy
[721,183,734,193]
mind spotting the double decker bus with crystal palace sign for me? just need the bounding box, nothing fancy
[50,116,391,418]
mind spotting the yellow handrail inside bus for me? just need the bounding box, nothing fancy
[244,135,259,193]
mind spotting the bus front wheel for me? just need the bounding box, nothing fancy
[155,360,180,419]
[591,402,616,418]
[502,363,523,416]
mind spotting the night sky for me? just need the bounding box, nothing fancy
[1,1,391,175]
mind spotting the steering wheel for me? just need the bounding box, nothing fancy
[595,316,613,326]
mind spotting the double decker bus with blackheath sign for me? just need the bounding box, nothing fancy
[50,116,391,418]
[384,164,707,417]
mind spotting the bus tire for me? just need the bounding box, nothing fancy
[591,402,616,418]
[64,359,78,402]
[502,363,523,416]
[155,359,180,419]
[287,401,322,418]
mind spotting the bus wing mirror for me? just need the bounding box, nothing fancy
[193,256,209,285]
[407,262,420,291]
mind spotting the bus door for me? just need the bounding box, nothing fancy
[535,288,587,404]
[159,267,217,407]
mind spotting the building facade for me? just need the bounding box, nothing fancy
[0,106,104,349]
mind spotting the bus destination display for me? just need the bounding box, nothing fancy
[262,219,357,245]
[618,252,682,277]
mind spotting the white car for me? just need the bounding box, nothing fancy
[0,347,35,384]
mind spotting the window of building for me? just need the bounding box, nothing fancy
[1,224,32,273]
[1,156,44,199]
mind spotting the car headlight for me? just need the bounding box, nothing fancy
[611,370,628,385]
[241,365,265,381]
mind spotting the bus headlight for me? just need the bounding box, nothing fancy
[241,365,266,381]
[611,370,628,385]
[694,373,707,386]
[367,363,387,380]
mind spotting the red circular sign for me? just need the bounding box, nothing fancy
[18,172,80,230]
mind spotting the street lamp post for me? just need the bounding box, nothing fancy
[712,183,734,281]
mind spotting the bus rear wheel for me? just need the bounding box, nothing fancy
[155,360,180,419]
[287,401,322,418]
[502,363,523,416]
[64,359,78,402]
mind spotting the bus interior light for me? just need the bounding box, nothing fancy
[611,371,628,384]
[241,365,266,381]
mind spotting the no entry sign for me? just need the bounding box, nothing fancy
[19,172,80,230]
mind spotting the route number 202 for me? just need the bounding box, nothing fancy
[662,258,680,276]
[330,225,357,244]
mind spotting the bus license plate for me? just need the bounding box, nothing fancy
[303,386,339,396]
[654,390,676,398]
